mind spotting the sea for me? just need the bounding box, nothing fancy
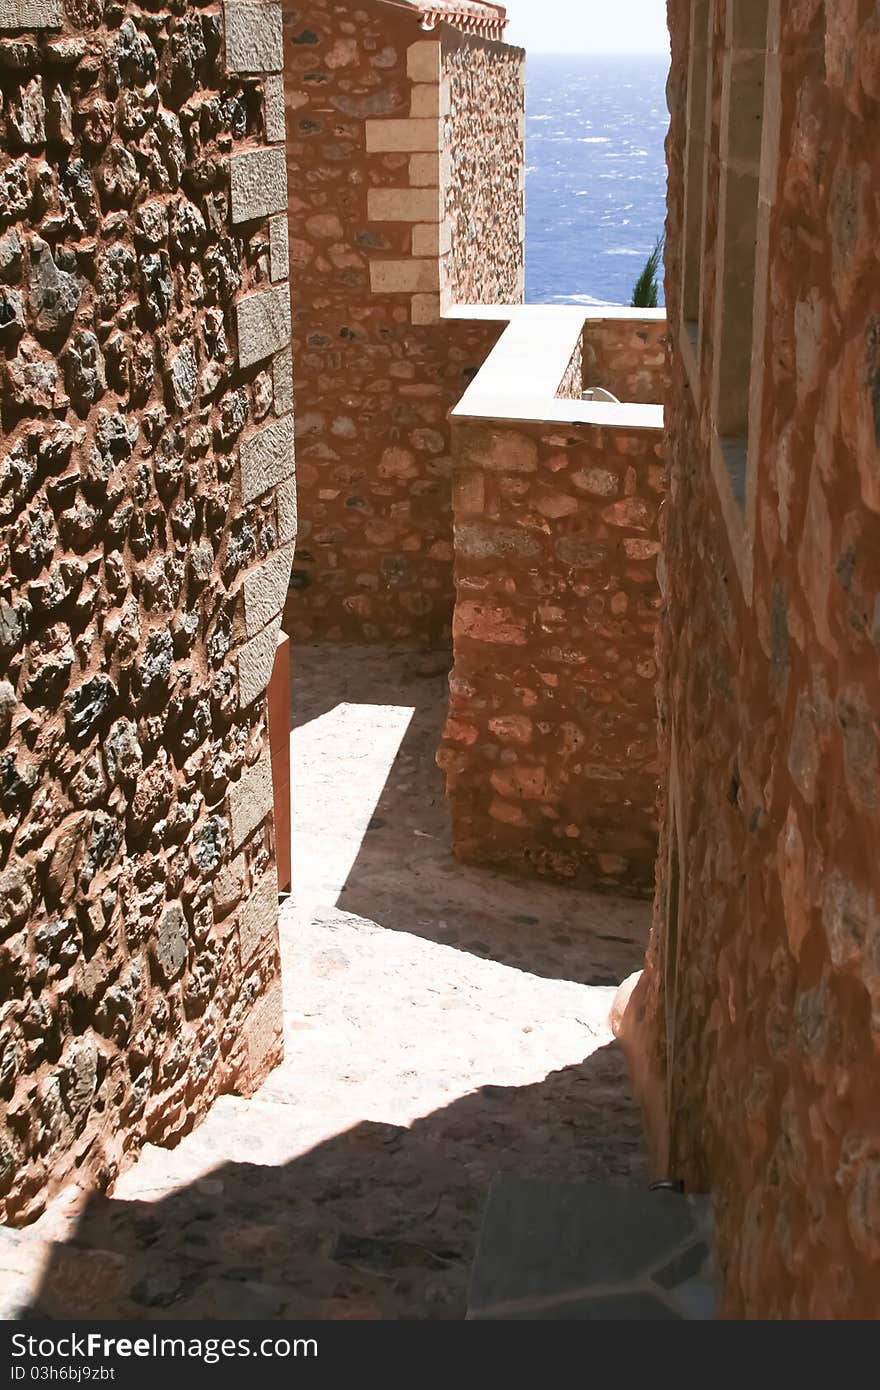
[524,53,671,308]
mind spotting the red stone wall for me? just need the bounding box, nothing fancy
[439,415,664,895]
[556,333,584,402]
[281,1,521,644]
[0,0,294,1225]
[441,27,525,306]
[636,0,880,1318]
[581,318,670,405]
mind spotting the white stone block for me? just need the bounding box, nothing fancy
[228,745,274,849]
[412,224,438,258]
[242,543,294,638]
[365,118,442,154]
[276,475,298,543]
[230,146,287,224]
[236,283,291,369]
[412,221,451,258]
[0,0,62,27]
[244,981,284,1078]
[273,346,294,417]
[407,39,441,83]
[238,865,279,963]
[269,214,289,282]
[410,84,439,118]
[409,152,440,187]
[240,412,295,503]
[411,293,441,325]
[264,72,286,142]
[238,616,283,710]
[370,258,439,294]
[224,1,283,74]
[367,187,441,223]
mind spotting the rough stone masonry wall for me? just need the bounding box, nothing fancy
[581,318,670,406]
[281,1,522,645]
[0,0,296,1225]
[636,0,880,1318]
[439,415,663,895]
[440,26,524,307]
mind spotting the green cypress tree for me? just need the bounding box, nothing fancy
[631,234,665,309]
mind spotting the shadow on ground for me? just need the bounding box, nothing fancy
[2,647,654,1323]
[291,645,652,988]
[17,1043,646,1321]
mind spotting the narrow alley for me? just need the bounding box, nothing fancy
[0,649,651,1321]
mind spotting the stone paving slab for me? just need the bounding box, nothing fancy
[468,1177,718,1320]
[2,649,653,1321]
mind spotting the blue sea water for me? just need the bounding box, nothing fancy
[524,54,671,307]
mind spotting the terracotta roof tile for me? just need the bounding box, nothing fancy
[381,0,509,41]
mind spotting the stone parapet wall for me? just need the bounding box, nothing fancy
[556,334,583,402]
[440,26,524,307]
[281,0,521,645]
[0,0,295,1224]
[580,318,669,406]
[634,0,880,1319]
[439,414,663,895]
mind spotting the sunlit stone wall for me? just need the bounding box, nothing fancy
[0,0,295,1224]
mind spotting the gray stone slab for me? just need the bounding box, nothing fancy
[0,0,62,28]
[272,346,294,417]
[269,214,289,282]
[236,284,291,371]
[264,72,286,143]
[483,1291,682,1320]
[652,1238,710,1289]
[224,1,283,74]
[468,1176,717,1320]
[665,1276,719,1320]
[228,747,274,849]
[242,543,294,639]
[240,413,295,504]
[230,146,287,225]
[238,615,282,709]
[238,866,279,963]
[276,475,297,544]
[244,980,283,1077]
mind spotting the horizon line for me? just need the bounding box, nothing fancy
[521,49,670,57]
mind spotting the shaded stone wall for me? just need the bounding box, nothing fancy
[440,27,524,307]
[581,319,669,406]
[555,333,583,403]
[635,0,880,1318]
[281,1,521,645]
[0,0,295,1225]
[439,415,663,895]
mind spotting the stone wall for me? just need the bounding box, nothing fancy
[634,0,880,1318]
[0,0,295,1225]
[439,414,663,895]
[555,331,583,402]
[581,318,669,406]
[440,27,524,307]
[281,0,522,645]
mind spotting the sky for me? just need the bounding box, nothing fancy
[501,0,670,54]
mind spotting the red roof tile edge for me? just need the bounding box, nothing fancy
[381,0,510,42]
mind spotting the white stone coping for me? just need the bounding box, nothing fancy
[446,304,665,431]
